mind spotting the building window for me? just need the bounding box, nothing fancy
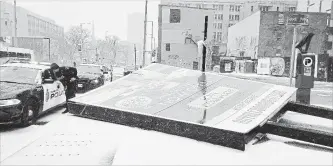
[217,32,222,41]
[230,5,234,12]
[277,7,279,11]
[218,23,223,29]
[235,6,241,12]
[196,4,201,8]
[251,6,254,12]
[5,21,7,26]
[235,15,240,21]
[219,5,223,10]
[228,24,233,27]
[229,15,234,21]
[214,23,217,29]
[218,14,223,20]
[213,32,216,40]
[289,7,296,12]
[214,14,218,20]
[166,43,170,51]
[213,5,218,9]
[170,9,181,23]
[260,6,269,11]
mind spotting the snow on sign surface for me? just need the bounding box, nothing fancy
[71,63,296,134]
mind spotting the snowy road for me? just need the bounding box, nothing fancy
[0,107,66,163]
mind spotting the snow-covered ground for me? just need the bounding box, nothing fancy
[1,110,332,165]
[0,77,332,165]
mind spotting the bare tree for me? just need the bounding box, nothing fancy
[64,26,91,60]
[97,35,120,64]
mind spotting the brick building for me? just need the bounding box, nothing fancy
[228,11,329,58]
[161,0,298,55]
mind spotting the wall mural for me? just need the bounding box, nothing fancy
[233,36,258,58]
[270,57,285,76]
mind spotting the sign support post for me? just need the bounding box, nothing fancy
[289,26,297,87]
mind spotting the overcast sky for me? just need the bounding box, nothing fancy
[3,0,332,40]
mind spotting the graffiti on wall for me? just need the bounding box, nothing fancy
[182,29,193,39]
[166,54,192,68]
[270,57,285,76]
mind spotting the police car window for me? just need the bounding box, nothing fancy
[42,69,53,79]
[0,66,40,84]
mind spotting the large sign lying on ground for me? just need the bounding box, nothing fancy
[68,63,296,151]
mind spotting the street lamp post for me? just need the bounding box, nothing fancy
[79,22,92,60]
[142,0,148,67]
[307,0,315,12]
[147,21,154,51]
[43,37,51,61]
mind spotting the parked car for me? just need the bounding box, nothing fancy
[76,64,107,93]
[0,61,66,126]
[112,66,125,81]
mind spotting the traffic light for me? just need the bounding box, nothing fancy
[78,44,82,52]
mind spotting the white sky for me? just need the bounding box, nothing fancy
[7,0,333,41]
[13,0,161,40]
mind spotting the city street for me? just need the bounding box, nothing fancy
[0,107,65,162]
[220,73,333,108]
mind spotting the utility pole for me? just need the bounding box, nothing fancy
[307,0,310,12]
[151,22,154,51]
[13,0,17,47]
[134,44,137,70]
[319,0,323,12]
[202,16,208,72]
[142,0,148,67]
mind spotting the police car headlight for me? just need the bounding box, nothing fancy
[0,99,21,107]
[92,79,99,84]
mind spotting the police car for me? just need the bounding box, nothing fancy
[0,61,66,126]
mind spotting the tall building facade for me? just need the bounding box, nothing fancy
[161,0,298,54]
[0,1,64,62]
[126,12,144,65]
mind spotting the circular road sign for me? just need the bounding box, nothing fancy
[303,57,313,67]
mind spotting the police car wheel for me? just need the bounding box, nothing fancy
[20,99,38,127]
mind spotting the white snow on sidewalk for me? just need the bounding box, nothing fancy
[2,113,332,165]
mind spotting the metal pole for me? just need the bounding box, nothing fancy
[319,0,323,12]
[307,0,310,12]
[48,39,51,61]
[134,44,137,70]
[151,22,154,51]
[80,23,83,60]
[142,0,148,67]
[13,0,17,47]
[202,16,208,72]
[289,26,297,87]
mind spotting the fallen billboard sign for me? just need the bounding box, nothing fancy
[68,63,296,151]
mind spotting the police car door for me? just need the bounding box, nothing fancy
[41,69,66,111]
[41,69,57,111]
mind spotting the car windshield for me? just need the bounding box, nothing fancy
[77,65,101,74]
[0,66,40,84]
